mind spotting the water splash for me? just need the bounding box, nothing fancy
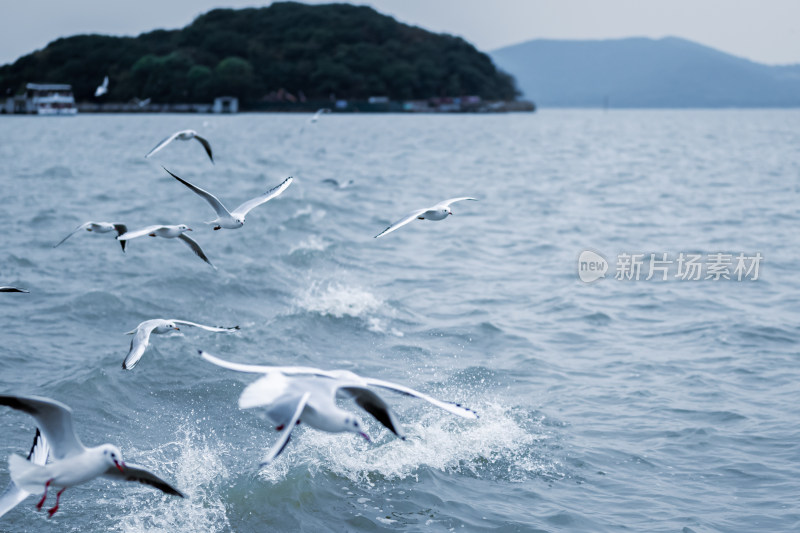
[115,425,230,533]
[294,281,384,319]
[257,402,559,487]
[289,235,330,254]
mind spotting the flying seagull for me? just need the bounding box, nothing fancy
[0,395,183,518]
[0,287,29,293]
[374,197,477,238]
[55,222,128,252]
[145,130,214,163]
[309,108,331,123]
[199,350,478,467]
[163,167,293,230]
[116,224,214,268]
[0,429,49,519]
[94,76,108,98]
[122,319,239,370]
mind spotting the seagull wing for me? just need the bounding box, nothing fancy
[435,197,477,209]
[178,234,215,269]
[171,320,239,333]
[199,350,337,378]
[117,225,163,241]
[259,392,310,467]
[193,135,214,163]
[145,132,181,159]
[163,167,230,219]
[104,463,184,498]
[122,321,159,370]
[113,224,128,252]
[0,396,84,459]
[340,386,404,438]
[0,429,49,518]
[231,177,293,218]
[238,373,293,409]
[361,378,478,419]
[54,222,92,248]
[374,208,428,239]
[0,287,29,293]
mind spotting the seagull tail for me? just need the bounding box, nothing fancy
[8,455,48,494]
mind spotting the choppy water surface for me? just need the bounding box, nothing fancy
[0,110,798,532]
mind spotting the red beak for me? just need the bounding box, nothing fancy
[360,432,370,442]
[114,460,125,473]
[174,327,180,331]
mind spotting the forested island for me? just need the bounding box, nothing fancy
[0,2,521,110]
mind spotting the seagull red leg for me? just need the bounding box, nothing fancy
[47,488,65,518]
[36,479,52,510]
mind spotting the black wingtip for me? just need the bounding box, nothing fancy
[26,428,43,460]
[162,166,178,179]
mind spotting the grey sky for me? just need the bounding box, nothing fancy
[1,0,799,66]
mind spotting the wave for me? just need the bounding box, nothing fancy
[294,281,383,319]
[115,425,231,533]
[257,401,560,486]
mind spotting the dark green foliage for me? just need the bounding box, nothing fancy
[0,2,517,103]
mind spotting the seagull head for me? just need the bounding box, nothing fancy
[342,414,370,441]
[177,224,192,232]
[101,444,126,472]
[235,217,245,227]
[166,321,180,331]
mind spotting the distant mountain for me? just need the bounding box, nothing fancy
[0,2,517,104]
[491,37,800,108]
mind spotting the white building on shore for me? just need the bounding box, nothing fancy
[3,83,77,115]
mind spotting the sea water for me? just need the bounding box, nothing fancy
[0,110,798,532]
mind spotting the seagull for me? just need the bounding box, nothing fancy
[163,167,293,230]
[374,197,477,238]
[122,319,239,370]
[116,224,214,268]
[94,76,108,97]
[54,222,128,252]
[0,429,49,519]
[145,130,213,163]
[0,395,184,518]
[0,287,28,293]
[199,351,478,467]
[321,178,354,189]
[309,108,331,123]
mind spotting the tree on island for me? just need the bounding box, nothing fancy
[0,2,518,105]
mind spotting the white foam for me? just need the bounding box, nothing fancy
[257,402,557,486]
[366,317,404,337]
[289,235,330,254]
[115,425,231,533]
[295,281,383,319]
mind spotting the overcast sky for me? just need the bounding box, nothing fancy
[2,0,799,66]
